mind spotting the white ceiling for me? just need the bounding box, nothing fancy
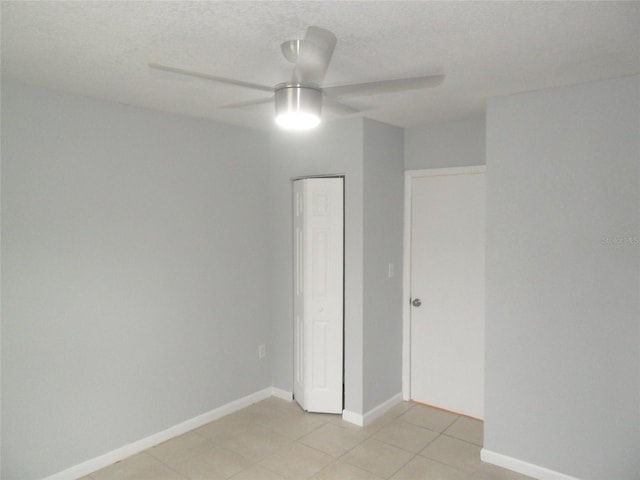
[2,1,639,131]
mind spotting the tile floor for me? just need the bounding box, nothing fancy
[84,398,534,480]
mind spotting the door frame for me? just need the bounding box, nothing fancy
[402,166,486,400]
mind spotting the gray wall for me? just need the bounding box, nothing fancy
[404,116,485,170]
[362,119,404,411]
[1,83,272,480]
[269,119,365,414]
[269,118,405,415]
[485,75,640,479]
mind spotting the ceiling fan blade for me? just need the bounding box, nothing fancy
[281,40,302,64]
[219,97,274,109]
[292,26,337,85]
[148,63,274,93]
[323,98,363,116]
[324,74,445,97]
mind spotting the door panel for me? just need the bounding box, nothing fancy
[294,178,344,414]
[410,172,485,419]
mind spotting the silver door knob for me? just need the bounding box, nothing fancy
[412,298,422,307]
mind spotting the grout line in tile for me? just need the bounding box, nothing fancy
[142,452,190,479]
[386,452,419,479]
[88,399,516,480]
[440,432,483,447]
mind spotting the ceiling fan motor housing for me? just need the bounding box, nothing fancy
[274,84,323,129]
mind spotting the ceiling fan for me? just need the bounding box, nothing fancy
[149,26,444,129]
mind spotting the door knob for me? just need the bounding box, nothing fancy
[412,298,422,307]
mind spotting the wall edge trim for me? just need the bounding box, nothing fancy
[481,448,582,480]
[42,387,274,480]
[341,409,364,426]
[343,392,404,427]
[363,392,404,426]
[271,387,294,401]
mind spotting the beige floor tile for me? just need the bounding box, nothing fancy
[373,420,439,453]
[262,407,330,440]
[425,443,531,480]
[341,438,414,478]
[390,455,468,480]
[85,398,535,480]
[328,417,380,439]
[91,452,185,480]
[443,416,484,446]
[420,435,482,472]
[398,404,459,433]
[310,461,384,480]
[259,442,333,479]
[172,445,253,480]
[239,398,299,426]
[229,464,286,479]
[195,413,256,444]
[218,424,292,462]
[148,431,214,467]
[299,423,366,457]
[355,411,398,434]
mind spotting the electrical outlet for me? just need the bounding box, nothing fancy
[388,262,394,278]
[258,344,266,359]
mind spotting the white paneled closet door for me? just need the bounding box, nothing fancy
[293,177,344,414]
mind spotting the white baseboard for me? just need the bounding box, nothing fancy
[481,448,582,480]
[271,387,293,401]
[342,392,404,427]
[41,387,401,479]
[363,392,403,425]
[341,409,364,426]
[43,387,274,480]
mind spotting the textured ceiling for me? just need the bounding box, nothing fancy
[2,1,639,130]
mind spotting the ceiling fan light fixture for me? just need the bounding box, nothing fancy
[151,27,445,129]
[275,84,322,130]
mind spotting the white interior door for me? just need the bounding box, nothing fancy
[293,177,344,414]
[410,170,485,419]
